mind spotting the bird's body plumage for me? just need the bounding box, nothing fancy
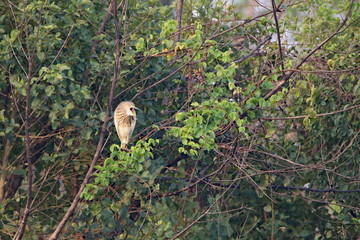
[114,101,137,150]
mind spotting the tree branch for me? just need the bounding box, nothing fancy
[91,0,116,55]
[267,185,360,193]
[48,0,122,238]
[271,0,285,75]
[229,34,272,67]
[175,0,183,42]
[260,104,360,120]
[171,176,237,240]
[264,0,356,100]
[13,23,34,240]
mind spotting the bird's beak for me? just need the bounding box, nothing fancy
[134,106,141,112]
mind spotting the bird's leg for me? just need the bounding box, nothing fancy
[120,143,130,152]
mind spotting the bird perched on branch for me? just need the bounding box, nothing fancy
[114,101,138,150]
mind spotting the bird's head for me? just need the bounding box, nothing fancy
[121,101,138,117]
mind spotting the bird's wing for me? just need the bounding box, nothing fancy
[114,118,121,140]
[129,120,136,140]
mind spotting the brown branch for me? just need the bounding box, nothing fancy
[175,0,183,42]
[153,154,234,200]
[115,56,179,101]
[29,143,79,213]
[210,11,273,40]
[50,25,74,67]
[264,0,356,100]
[260,104,360,120]
[267,185,360,193]
[90,1,116,55]
[301,196,360,211]
[208,1,303,40]
[4,136,50,201]
[271,0,285,75]
[0,96,14,202]
[230,34,272,66]
[48,0,122,239]
[0,137,11,202]
[131,49,198,99]
[283,66,360,74]
[15,127,75,139]
[251,150,307,167]
[322,128,360,165]
[171,176,237,240]
[14,23,34,240]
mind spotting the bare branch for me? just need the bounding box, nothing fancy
[171,177,237,240]
[260,104,360,120]
[231,34,272,66]
[175,0,183,42]
[271,0,285,75]
[264,0,356,100]
[91,1,116,55]
[48,0,123,238]
[267,185,360,193]
[13,27,34,240]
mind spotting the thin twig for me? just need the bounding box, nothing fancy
[230,34,272,67]
[29,144,78,212]
[171,176,237,240]
[267,185,360,193]
[260,104,360,120]
[131,43,203,99]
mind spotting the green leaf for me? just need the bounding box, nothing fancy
[10,29,20,42]
[45,85,55,96]
[13,169,26,176]
[136,38,145,51]
[263,205,272,213]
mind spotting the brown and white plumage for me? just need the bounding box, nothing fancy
[114,101,138,150]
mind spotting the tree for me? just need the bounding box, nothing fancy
[0,0,359,239]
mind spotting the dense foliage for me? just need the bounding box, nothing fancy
[0,0,359,239]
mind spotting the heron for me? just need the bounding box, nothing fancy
[114,101,138,150]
